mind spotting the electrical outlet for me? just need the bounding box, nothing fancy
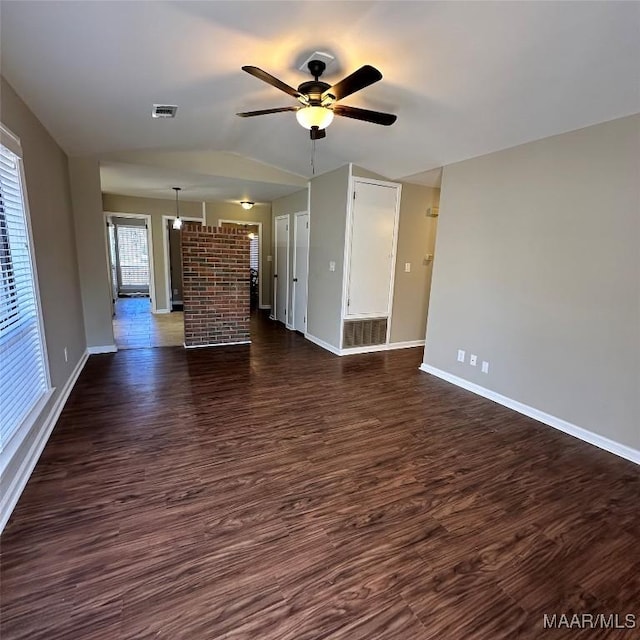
[457,349,465,363]
[470,354,478,366]
[404,262,411,273]
[481,361,489,374]
[329,261,336,272]
[267,255,272,262]
[64,347,68,363]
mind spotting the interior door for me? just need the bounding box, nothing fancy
[274,215,289,324]
[293,213,309,332]
[347,181,399,317]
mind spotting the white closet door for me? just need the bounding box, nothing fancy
[293,213,309,332]
[347,181,399,317]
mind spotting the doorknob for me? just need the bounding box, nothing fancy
[293,278,298,282]
[274,274,278,278]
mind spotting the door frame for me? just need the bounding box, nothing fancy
[292,210,310,333]
[341,177,402,345]
[274,214,290,326]
[218,219,264,310]
[103,212,157,313]
[162,214,203,313]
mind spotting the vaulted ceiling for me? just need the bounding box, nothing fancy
[1,1,638,202]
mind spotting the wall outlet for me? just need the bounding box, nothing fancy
[457,349,465,363]
[329,261,336,272]
[404,262,411,273]
[64,347,68,363]
[470,354,478,366]
[481,360,490,374]
[267,255,272,262]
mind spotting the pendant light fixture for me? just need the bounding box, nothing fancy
[240,201,254,210]
[172,187,183,230]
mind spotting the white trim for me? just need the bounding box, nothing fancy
[104,212,157,312]
[304,332,342,356]
[274,214,290,325]
[184,340,251,349]
[259,304,271,310]
[304,334,424,357]
[418,364,640,465]
[0,122,22,156]
[153,308,171,315]
[162,214,202,311]
[269,314,276,320]
[0,350,89,533]
[87,344,117,354]
[292,211,310,333]
[218,218,264,309]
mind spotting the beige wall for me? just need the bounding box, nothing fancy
[0,77,86,518]
[271,188,309,319]
[70,157,115,347]
[424,114,640,450]
[390,184,440,343]
[102,194,273,311]
[307,165,350,348]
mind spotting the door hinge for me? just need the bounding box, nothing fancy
[306,222,309,228]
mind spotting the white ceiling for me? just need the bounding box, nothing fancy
[1,1,638,201]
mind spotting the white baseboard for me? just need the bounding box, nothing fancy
[305,334,425,357]
[286,323,295,331]
[304,332,342,356]
[259,304,272,310]
[184,340,251,349]
[87,344,117,354]
[419,363,640,465]
[153,308,170,314]
[0,350,89,533]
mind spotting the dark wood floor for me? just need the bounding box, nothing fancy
[1,313,638,639]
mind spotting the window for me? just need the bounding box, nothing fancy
[115,225,149,288]
[0,128,50,452]
[249,235,259,271]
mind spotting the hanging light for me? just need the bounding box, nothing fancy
[172,187,182,230]
[296,106,334,130]
[240,201,254,210]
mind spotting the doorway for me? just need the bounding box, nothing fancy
[218,219,263,311]
[274,214,290,325]
[292,212,309,333]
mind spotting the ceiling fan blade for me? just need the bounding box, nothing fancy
[236,107,298,117]
[323,65,382,101]
[310,127,326,140]
[332,105,397,126]
[242,66,301,99]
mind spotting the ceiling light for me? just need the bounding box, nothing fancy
[172,187,183,230]
[247,232,256,240]
[240,201,254,210]
[296,106,334,131]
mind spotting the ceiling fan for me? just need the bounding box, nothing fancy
[236,60,397,140]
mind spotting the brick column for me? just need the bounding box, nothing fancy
[181,224,250,347]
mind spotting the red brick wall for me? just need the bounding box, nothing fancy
[181,224,250,347]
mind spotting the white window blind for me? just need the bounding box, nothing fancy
[0,137,49,451]
[249,235,259,271]
[116,225,149,287]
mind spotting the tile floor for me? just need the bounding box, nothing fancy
[112,297,184,349]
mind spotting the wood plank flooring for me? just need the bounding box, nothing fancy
[1,313,638,639]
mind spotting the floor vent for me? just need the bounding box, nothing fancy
[343,318,387,348]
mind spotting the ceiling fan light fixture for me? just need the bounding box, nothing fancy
[296,106,334,130]
[240,201,254,210]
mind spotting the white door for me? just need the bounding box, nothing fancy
[293,212,309,332]
[274,215,289,324]
[347,181,400,317]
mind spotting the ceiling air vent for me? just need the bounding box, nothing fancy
[152,104,178,119]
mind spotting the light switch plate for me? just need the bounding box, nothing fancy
[329,261,336,272]
[404,262,411,272]
[457,349,465,363]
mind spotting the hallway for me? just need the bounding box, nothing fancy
[112,297,184,349]
[1,315,638,639]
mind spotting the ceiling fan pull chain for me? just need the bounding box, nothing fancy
[310,138,316,176]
